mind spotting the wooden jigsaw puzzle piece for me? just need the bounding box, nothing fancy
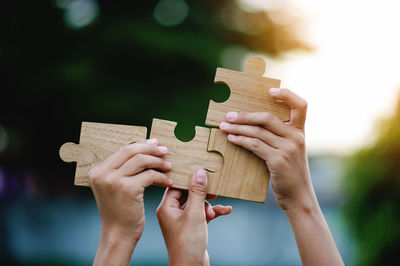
[207,129,269,203]
[59,122,147,186]
[149,118,223,190]
[206,56,291,127]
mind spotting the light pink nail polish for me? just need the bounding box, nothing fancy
[195,169,206,185]
[158,146,168,153]
[228,134,237,141]
[226,112,238,121]
[269,88,280,96]
[220,122,230,129]
[147,138,158,144]
[164,161,172,168]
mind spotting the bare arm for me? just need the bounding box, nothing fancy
[220,88,344,266]
[89,139,173,266]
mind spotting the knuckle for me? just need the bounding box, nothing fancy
[262,112,273,121]
[250,138,262,150]
[89,167,103,185]
[256,126,264,136]
[286,142,297,156]
[120,145,134,157]
[293,133,305,147]
[271,153,286,169]
[190,183,207,195]
[103,175,115,189]
[299,100,308,110]
[134,153,146,164]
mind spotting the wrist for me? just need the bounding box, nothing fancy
[168,249,204,266]
[94,226,139,266]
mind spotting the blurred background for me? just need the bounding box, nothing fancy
[1,0,399,265]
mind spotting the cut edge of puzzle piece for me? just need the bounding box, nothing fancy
[149,118,224,190]
[59,121,147,186]
[205,56,291,127]
[207,128,269,203]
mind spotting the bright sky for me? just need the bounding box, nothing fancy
[242,0,400,155]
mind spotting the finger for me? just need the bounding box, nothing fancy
[159,188,183,209]
[226,111,291,137]
[269,88,307,130]
[205,201,216,222]
[212,205,233,217]
[107,140,168,169]
[220,122,283,149]
[128,169,173,188]
[227,134,274,162]
[185,169,208,219]
[119,154,171,176]
[207,205,232,223]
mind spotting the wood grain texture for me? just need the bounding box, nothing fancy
[59,122,147,186]
[208,129,269,203]
[149,118,223,190]
[206,56,291,127]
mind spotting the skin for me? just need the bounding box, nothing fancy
[89,88,343,265]
[157,169,232,266]
[89,139,231,266]
[89,139,173,266]
[218,88,344,266]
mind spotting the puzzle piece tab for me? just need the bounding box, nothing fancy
[149,118,223,190]
[206,56,291,127]
[59,122,147,186]
[207,129,269,203]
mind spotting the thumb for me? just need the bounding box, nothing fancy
[185,169,208,218]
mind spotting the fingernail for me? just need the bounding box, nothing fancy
[269,88,280,96]
[195,169,206,185]
[219,122,230,129]
[147,138,158,144]
[228,134,237,141]
[226,112,238,121]
[158,146,168,153]
[168,178,173,186]
[164,161,172,168]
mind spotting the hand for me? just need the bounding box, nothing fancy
[89,139,173,266]
[156,169,232,266]
[219,88,314,211]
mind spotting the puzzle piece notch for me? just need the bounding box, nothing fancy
[207,129,269,203]
[59,122,147,186]
[206,56,291,127]
[149,118,223,190]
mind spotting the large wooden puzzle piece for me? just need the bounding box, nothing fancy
[207,129,269,203]
[206,56,291,127]
[59,122,147,186]
[149,118,223,190]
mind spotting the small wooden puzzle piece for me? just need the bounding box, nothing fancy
[149,118,223,190]
[206,56,291,127]
[207,129,269,203]
[59,122,147,186]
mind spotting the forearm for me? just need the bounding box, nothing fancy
[93,228,138,266]
[284,196,344,266]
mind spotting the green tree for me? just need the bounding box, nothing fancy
[0,0,310,195]
[343,93,400,265]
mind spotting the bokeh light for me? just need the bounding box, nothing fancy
[153,0,189,27]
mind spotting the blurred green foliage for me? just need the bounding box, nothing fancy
[0,0,309,196]
[343,94,400,265]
